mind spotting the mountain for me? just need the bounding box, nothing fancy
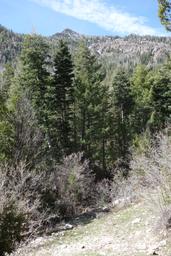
[50,29,171,68]
[51,28,83,40]
[88,34,171,68]
[1,25,171,71]
[0,25,23,70]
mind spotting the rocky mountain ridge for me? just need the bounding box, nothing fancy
[1,25,171,70]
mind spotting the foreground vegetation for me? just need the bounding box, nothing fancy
[0,32,171,255]
[9,133,171,256]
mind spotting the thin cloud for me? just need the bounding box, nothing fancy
[32,0,162,35]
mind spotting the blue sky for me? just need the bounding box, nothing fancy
[0,0,169,36]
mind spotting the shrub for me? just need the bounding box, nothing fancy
[131,131,171,231]
[0,162,47,255]
[51,153,95,216]
[95,179,112,207]
[0,202,25,255]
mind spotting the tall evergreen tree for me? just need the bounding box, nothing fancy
[110,70,134,168]
[6,35,50,163]
[74,41,108,169]
[149,61,171,131]
[131,65,152,134]
[0,64,14,161]
[14,35,50,127]
[47,40,74,158]
[0,64,14,101]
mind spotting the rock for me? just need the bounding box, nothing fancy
[113,198,125,208]
[132,218,141,224]
[148,239,166,255]
[158,240,166,247]
[136,243,146,250]
[148,245,160,255]
[102,207,110,213]
[52,232,60,237]
[64,223,73,230]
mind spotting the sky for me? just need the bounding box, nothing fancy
[0,0,170,37]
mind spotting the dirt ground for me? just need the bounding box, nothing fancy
[11,197,171,256]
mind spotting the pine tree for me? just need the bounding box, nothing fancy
[150,62,171,130]
[15,35,50,127]
[110,70,134,168]
[131,65,152,134]
[0,64,14,101]
[0,66,14,161]
[6,35,51,163]
[74,41,108,169]
[47,40,74,158]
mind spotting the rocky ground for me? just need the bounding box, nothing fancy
[11,196,171,256]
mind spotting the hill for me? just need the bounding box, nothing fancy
[1,25,171,71]
[0,25,23,70]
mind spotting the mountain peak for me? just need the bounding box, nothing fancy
[60,28,83,39]
[51,28,83,40]
[62,28,79,35]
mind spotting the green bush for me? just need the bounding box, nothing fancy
[0,202,25,256]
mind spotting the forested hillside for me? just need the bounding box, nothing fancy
[0,25,23,70]
[0,24,171,256]
[1,25,171,71]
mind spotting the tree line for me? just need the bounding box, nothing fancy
[0,34,170,178]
